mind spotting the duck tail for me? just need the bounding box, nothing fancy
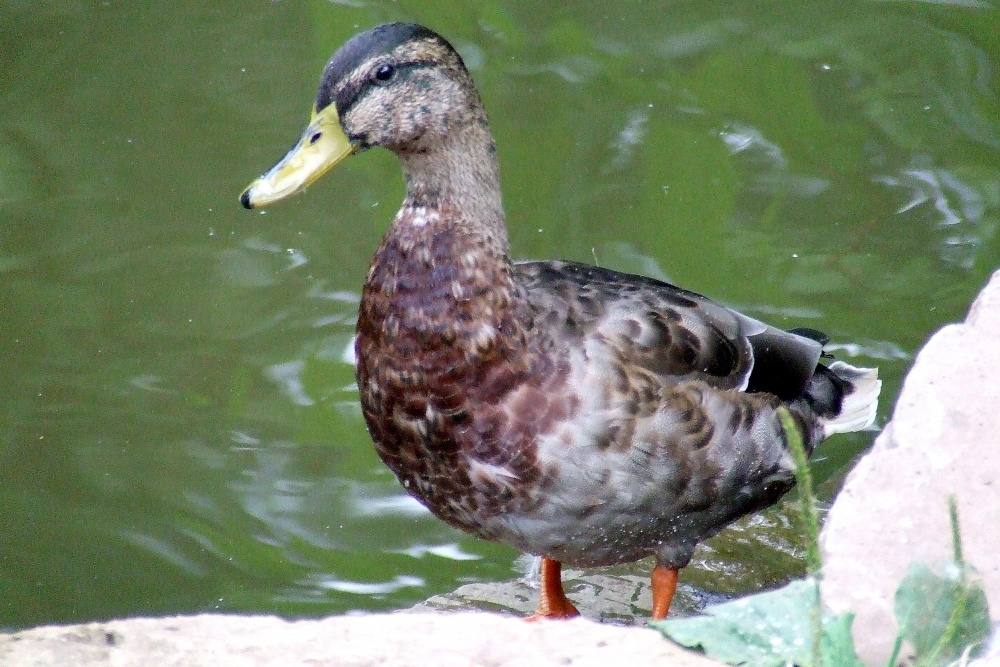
[814,361,881,437]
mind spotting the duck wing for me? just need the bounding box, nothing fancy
[515,260,823,398]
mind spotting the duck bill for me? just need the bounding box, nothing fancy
[241,105,355,209]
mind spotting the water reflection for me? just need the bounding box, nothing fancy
[878,161,996,269]
[351,492,429,518]
[300,574,425,597]
[396,543,482,561]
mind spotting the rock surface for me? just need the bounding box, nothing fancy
[412,564,722,621]
[0,612,722,667]
[415,567,659,621]
[821,269,1000,666]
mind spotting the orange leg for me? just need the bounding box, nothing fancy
[650,565,679,620]
[524,557,580,621]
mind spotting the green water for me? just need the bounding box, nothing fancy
[2,1,998,629]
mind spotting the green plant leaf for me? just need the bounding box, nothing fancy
[820,611,864,667]
[894,560,991,666]
[651,579,863,667]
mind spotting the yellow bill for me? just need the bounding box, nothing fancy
[241,105,355,209]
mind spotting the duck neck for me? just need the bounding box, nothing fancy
[361,120,521,358]
[396,119,508,258]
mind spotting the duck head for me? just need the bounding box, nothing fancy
[241,23,486,209]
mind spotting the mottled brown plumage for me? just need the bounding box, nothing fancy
[241,22,881,619]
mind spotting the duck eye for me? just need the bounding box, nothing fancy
[374,64,396,83]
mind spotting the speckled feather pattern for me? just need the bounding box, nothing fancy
[358,240,820,568]
[312,24,881,572]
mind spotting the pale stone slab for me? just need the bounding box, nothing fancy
[821,270,1000,666]
[0,612,723,667]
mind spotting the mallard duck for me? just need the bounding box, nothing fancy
[241,23,880,620]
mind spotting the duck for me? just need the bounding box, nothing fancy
[241,22,881,620]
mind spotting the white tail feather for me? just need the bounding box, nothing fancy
[821,361,882,437]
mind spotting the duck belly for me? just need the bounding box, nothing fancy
[470,384,802,569]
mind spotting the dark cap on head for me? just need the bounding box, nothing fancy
[316,23,452,113]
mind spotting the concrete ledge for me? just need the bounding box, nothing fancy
[0,612,722,667]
